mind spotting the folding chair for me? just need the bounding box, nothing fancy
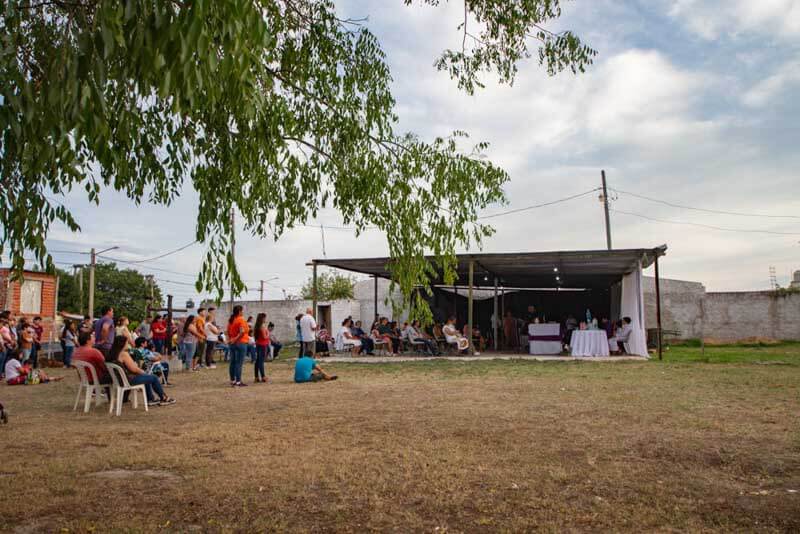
[105,362,149,417]
[72,360,107,413]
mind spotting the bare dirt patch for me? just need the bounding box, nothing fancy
[88,468,182,482]
[1,357,799,532]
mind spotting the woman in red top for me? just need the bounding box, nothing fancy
[226,305,249,387]
[151,315,168,354]
[253,313,270,383]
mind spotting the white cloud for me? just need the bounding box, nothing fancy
[36,1,800,296]
[669,0,800,40]
[742,59,800,106]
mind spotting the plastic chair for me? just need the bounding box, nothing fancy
[72,360,107,413]
[371,337,389,356]
[105,362,149,416]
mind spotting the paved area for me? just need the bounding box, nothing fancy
[324,353,648,363]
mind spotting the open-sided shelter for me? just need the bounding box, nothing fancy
[310,245,667,358]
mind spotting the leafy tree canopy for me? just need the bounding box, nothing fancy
[57,264,162,322]
[1,0,594,323]
[301,271,356,301]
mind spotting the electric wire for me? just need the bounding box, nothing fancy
[477,188,602,220]
[611,188,800,219]
[610,209,800,236]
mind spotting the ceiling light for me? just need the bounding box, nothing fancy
[553,267,558,272]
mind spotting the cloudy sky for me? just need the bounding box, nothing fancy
[36,0,800,302]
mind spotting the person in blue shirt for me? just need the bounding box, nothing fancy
[294,353,337,383]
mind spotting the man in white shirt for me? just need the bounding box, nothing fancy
[614,317,633,354]
[299,308,317,356]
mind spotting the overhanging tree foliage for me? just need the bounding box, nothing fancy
[1,0,594,322]
[301,272,355,301]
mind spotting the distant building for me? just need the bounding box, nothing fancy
[790,270,800,290]
[0,268,59,343]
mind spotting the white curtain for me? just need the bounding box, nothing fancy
[620,262,649,357]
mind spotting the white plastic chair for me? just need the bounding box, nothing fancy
[371,337,389,356]
[72,360,107,413]
[333,332,355,354]
[105,362,149,416]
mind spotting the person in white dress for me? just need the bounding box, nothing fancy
[442,316,470,353]
[336,318,362,355]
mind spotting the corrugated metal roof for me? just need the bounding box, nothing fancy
[313,246,667,289]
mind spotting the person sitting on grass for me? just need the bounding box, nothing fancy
[4,349,63,384]
[294,352,337,383]
[108,335,176,406]
[131,337,173,386]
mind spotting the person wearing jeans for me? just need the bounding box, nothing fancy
[226,305,250,387]
[108,334,176,406]
[129,373,169,404]
[180,314,200,371]
[253,313,270,383]
[228,342,246,385]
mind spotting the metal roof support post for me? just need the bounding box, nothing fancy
[500,285,505,350]
[493,276,498,351]
[467,260,474,355]
[654,254,663,361]
[312,261,318,357]
[453,284,458,321]
[373,275,378,324]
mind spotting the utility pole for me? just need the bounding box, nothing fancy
[87,246,118,319]
[601,170,612,250]
[88,248,95,319]
[260,280,265,302]
[73,265,85,316]
[78,266,84,316]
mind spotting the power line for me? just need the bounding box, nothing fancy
[95,257,198,278]
[611,209,800,236]
[99,240,198,264]
[477,188,601,220]
[612,188,800,220]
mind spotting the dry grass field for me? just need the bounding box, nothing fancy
[1,346,799,532]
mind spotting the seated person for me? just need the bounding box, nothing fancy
[5,349,27,385]
[108,335,176,406]
[404,320,439,355]
[336,319,362,355]
[350,320,374,355]
[5,349,63,384]
[131,337,172,386]
[314,325,331,357]
[294,352,337,383]
[443,316,470,353]
[462,324,486,352]
[609,317,632,355]
[376,318,400,355]
[267,322,282,360]
[73,330,111,387]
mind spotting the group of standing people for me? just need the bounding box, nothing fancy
[1,309,62,385]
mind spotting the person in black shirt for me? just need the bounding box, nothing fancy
[350,320,374,355]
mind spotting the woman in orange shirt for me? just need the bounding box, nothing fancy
[226,305,249,387]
